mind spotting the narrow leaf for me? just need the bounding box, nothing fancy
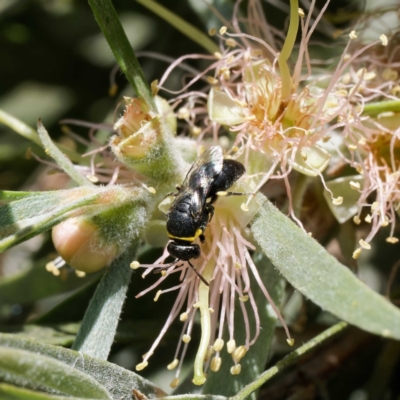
[0,383,98,400]
[88,0,156,111]
[72,244,137,359]
[37,120,93,187]
[251,195,400,340]
[0,333,166,399]
[0,186,127,252]
[0,347,111,399]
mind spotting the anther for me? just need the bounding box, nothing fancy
[230,364,241,375]
[135,361,148,371]
[167,359,179,370]
[213,338,224,352]
[227,339,236,354]
[211,357,222,372]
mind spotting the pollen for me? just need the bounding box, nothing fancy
[227,339,236,354]
[213,338,224,352]
[214,51,222,60]
[353,216,361,225]
[179,312,189,321]
[382,68,398,81]
[154,290,162,302]
[371,202,379,211]
[130,261,140,269]
[348,144,357,151]
[75,270,86,278]
[241,203,249,212]
[211,357,222,372]
[86,174,99,183]
[381,217,389,227]
[349,30,357,39]
[182,334,191,343]
[287,338,295,346]
[380,34,388,46]
[386,237,399,244]
[298,8,305,17]
[219,26,227,35]
[352,248,362,259]
[170,378,180,389]
[359,239,371,250]
[365,214,372,223]
[167,359,179,370]
[225,38,237,47]
[177,107,190,119]
[349,181,361,190]
[239,295,249,302]
[332,197,343,205]
[208,28,216,36]
[191,126,201,136]
[232,346,247,363]
[355,164,364,174]
[135,361,148,371]
[207,76,219,85]
[230,364,241,375]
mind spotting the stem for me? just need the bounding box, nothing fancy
[230,322,348,400]
[192,259,215,385]
[37,120,94,187]
[72,244,137,359]
[88,0,156,112]
[278,0,299,100]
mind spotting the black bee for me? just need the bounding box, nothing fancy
[166,146,248,285]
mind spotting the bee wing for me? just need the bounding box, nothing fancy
[180,146,223,216]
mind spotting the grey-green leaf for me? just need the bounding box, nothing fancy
[0,382,99,400]
[0,333,166,399]
[0,186,125,252]
[0,347,111,399]
[251,195,400,340]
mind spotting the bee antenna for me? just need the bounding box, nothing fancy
[187,260,209,286]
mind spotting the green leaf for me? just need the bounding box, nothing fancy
[72,245,137,360]
[0,382,100,400]
[88,0,156,111]
[200,254,285,398]
[0,324,78,347]
[37,121,93,187]
[0,333,166,399]
[0,347,111,399]
[251,195,400,340]
[0,186,124,252]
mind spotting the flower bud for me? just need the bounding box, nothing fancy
[52,217,119,273]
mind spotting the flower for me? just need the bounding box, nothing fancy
[129,0,400,388]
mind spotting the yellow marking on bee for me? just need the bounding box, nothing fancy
[168,228,203,242]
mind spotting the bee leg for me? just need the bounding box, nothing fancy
[187,259,209,286]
